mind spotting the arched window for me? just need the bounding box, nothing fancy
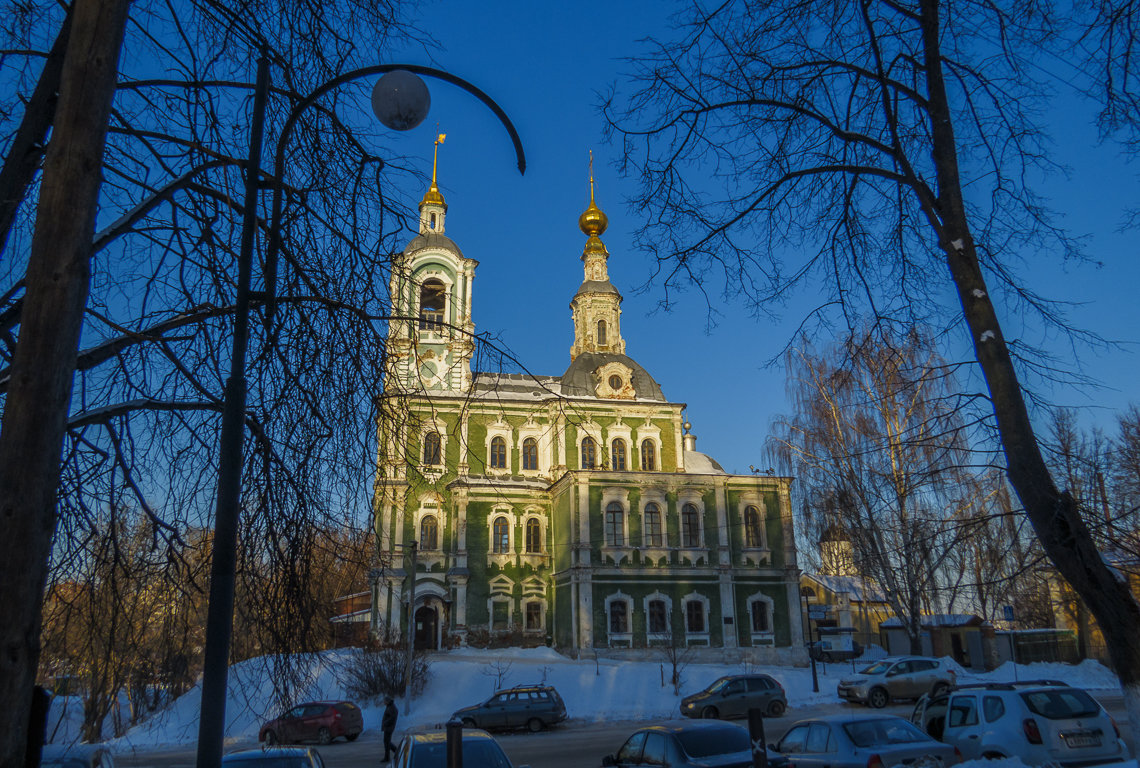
[609,600,628,633]
[682,503,701,547]
[597,320,607,345]
[419,279,446,332]
[422,431,442,465]
[643,503,663,547]
[525,518,542,553]
[605,502,624,546]
[492,516,510,553]
[490,436,507,469]
[751,601,770,632]
[429,212,438,229]
[648,599,668,634]
[686,600,706,633]
[611,439,627,471]
[420,515,438,550]
[640,439,656,471]
[522,438,538,471]
[581,436,597,469]
[744,505,762,548]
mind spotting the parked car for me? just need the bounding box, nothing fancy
[222,747,325,768]
[39,744,114,768]
[258,700,364,745]
[910,680,1129,766]
[452,684,567,732]
[773,714,960,768]
[808,638,864,663]
[602,720,786,768]
[838,657,956,708]
[681,674,788,719]
[394,728,524,768]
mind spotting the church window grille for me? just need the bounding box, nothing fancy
[525,602,543,631]
[419,279,446,332]
[522,438,538,470]
[422,431,442,465]
[643,503,663,547]
[686,600,706,633]
[525,518,542,553]
[490,436,508,469]
[744,505,763,548]
[581,437,597,469]
[492,516,510,553]
[682,504,701,547]
[609,600,629,634]
[641,439,656,471]
[605,502,625,546]
[751,601,770,633]
[598,320,607,344]
[420,515,438,550]
[648,599,668,634]
[611,439,627,470]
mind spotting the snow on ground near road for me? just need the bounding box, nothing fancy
[55,648,1121,751]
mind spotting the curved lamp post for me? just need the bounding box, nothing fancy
[196,54,524,768]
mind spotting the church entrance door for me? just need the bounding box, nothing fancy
[414,606,438,650]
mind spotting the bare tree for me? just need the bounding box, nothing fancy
[771,329,983,652]
[606,0,1140,730]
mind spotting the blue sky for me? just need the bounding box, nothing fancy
[374,1,1140,474]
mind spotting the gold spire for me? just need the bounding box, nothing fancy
[420,132,447,208]
[578,150,608,237]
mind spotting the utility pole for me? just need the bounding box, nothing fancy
[404,539,417,712]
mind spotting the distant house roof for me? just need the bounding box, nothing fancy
[880,614,986,628]
[805,573,889,603]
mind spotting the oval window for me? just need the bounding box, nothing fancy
[609,375,623,390]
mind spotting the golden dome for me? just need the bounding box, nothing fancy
[579,153,608,236]
[420,132,447,209]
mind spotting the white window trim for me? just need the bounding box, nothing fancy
[577,423,603,470]
[413,496,447,570]
[747,591,776,643]
[604,591,634,646]
[521,509,547,557]
[643,591,674,643]
[638,491,670,562]
[739,496,770,551]
[636,432,662,472]
[601,488,632,550]
[606,421,633,471]
[517,423,549,476]
[677,492,707,552]
[485,421,513,476]
[683,591,711,644]
[523,598,547,633]
[488,593,515,632]
[418,420,448,473]
[488,507,517,567]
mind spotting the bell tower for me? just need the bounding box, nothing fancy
[570,154,625,361]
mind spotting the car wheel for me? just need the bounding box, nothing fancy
[462,717,477,729]
[932,682,950,698]
[701,706,719,719]
[317,726,332,745]
[766,700,787,717]
[346,733,360,742]
[868,687,890,709]
[527,717,544,733]
[263,730,278,746]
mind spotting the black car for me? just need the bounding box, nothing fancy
[603,720,786,768]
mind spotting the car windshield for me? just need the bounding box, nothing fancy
[843,719,929,748]
[410,741,513,768]
[677,727,751,757]
[704,677,732,693]
[222,758,312,768]
[1020,689,1100,720]
[859,661,893,675]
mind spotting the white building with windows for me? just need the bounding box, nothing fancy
[372,162,803,656]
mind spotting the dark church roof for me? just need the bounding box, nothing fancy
[404,231,464,258]
[559,352,667,402]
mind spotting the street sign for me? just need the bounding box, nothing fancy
[808,607,828,620]
[1003,605,1015,622]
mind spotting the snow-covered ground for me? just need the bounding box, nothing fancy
[43,647,1126,753]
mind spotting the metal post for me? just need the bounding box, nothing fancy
[404,540,417,711]
[803,592,819,693]
[748,708,768,768]
[446,718,464,768]
[196,51,269,768]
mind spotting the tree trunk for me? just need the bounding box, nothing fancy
[0,0,129,764]
[919,0,1140,737]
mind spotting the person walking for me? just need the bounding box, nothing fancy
[382,696,399,762]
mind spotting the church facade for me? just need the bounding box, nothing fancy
[371,160,803,657]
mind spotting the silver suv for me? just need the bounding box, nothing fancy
[911,680,1128,766]
[838,656,956,708]
[452,684,567,732]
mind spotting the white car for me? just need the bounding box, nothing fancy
[911,680,1129,766]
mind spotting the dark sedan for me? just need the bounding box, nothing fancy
[603,720,785,768]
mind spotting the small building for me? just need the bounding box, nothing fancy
[879,614,988,669]
[800,572,893,650]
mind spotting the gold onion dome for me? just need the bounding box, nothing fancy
[420,132,447,209]
[579,152,608,236]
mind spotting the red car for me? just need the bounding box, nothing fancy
[259,700,364,745]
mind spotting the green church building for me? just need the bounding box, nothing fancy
[371,157,803,659]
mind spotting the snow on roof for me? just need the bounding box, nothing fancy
[880,614,985,628]
[806,573,888,603]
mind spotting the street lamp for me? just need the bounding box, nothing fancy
[802,589,819,693]
[195,54,524,768]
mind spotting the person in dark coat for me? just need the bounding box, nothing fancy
[381,696,399,762]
